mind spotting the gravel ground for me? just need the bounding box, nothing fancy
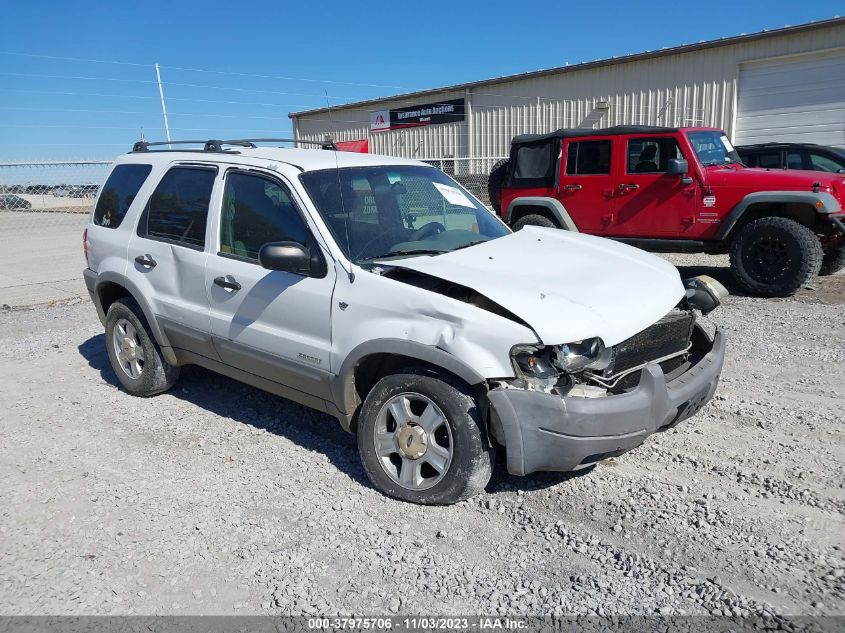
[0,256,843,617]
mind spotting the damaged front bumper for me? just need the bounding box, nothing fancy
[487,326,725,476]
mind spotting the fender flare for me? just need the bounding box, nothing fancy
[714,191,840,241]
[504,196,579,231]
[92,270,175,361]
[331,338,488,426]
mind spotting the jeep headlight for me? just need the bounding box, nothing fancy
[511,337,606,377]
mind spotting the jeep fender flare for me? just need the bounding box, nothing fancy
[504,197,579,231]
[89,270,177,365]
[332,339,488,430]
[715,191,841,241]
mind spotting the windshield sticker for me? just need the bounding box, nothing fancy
[432,182,475,208]
[720,135,735,153]
[703,195,717,208]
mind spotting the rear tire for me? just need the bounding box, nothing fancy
[357,368,493,505]
[105,297,180,396]
[487,159,509,213]
[729,217,823,297]
[819,245,845,276]
[513,213,558,231]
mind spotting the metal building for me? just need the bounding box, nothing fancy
[291,17,845,165]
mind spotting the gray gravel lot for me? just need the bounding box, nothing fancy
[0,256,843,616]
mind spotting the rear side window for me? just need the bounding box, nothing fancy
[139,167,216,249]
[93,164,152,228]
[566,140,611,175]
[220,172,309,261]
[508,140,559,188]
[755,152,782,169]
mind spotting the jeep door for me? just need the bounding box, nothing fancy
[126,164,218,359]
[612,136,696,237]
[204,169,336,405]
[557,137,617,233]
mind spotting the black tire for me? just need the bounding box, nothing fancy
[513,213,558,231]
[487,158,509,213]
[819,245,845,276]
[357,368,493,505]
[729,217,823,297]
[104,297,180,396]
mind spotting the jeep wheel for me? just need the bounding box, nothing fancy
[819,245,845,276]
[105,297,180,396]
[357,369,493,505]
[487,159,509,213]
[513,213,557,231]
[729,217,823,297]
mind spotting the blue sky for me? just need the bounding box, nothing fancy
[0,0,841,159]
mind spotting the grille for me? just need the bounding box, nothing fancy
[605,310,694,379]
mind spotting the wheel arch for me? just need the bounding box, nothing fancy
[332,339,487,433]
[504,197,578,231]
[716,191,839,242]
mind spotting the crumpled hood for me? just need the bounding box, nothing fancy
[384,227,685,347]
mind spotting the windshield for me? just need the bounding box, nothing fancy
[687,131,743,166]
[300,165,509,263]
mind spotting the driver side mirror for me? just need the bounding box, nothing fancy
[667,159,689,175]
[259,241,327,278]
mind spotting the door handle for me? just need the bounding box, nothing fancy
[213,276,241,292]
[562,184,582,191]
[618,183,640,191]
[134,255,156,268]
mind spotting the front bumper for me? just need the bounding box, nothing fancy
[487,326,725,476]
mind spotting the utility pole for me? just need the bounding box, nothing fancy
[154,63,171,147]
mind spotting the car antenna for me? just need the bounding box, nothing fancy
[325,89,354,283]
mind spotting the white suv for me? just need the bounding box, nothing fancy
[83,139,726,505]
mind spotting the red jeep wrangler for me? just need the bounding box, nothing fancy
[488,126,845,296]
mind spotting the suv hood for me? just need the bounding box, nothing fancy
[383,227,685,346]
[714,165,845,190]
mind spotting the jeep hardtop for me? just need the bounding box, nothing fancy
[83,138,725,505]
[489,126,845,296]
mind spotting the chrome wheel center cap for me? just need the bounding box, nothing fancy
[396,425,428,460]
[121,338,137,361]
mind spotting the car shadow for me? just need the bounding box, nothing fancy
[78,334,602,499]
[673,264,749,297]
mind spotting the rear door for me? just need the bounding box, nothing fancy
[557,137,616,233]
[204,168,336,403]
[126,164,218,359]
[611,136,697,237]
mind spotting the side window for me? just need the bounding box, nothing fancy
[140,167,216,249]
[786,151,806,170]
[755,152,782,169]
[509,140,559,187]
[220,172,309,261]
[93,164,152,228]
[808,153,842,172]
[565,141,611,175]
[626,138,682,173]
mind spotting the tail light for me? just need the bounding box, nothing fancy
[83,228,90,268]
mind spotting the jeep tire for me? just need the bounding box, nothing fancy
[729,217,823,297]
[105,297,180,396]
[513,213,558,231]
[357,368,493,505]
[487,159,509,213]
[819,245,845,276]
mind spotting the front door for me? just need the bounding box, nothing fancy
[557,137,617,234]
[126,164,218,358]
[204,169,336,403]
[611,136,697,237]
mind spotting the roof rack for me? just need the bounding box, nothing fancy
[131,138,337,153]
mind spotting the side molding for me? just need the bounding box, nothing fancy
[504,196,579,231]
[714,191,841,241]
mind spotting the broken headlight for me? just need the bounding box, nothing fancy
[511,337,606,378]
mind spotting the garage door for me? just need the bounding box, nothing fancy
[735,48,845,148]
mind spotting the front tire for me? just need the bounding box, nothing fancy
[729,217,822,297]
[513,213,558,231]
[357,369,493,505]
[819,245,845,276]
[105,297,180,396]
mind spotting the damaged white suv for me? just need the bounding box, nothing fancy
[83,139,726,505]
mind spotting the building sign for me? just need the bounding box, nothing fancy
[369,98,465,132]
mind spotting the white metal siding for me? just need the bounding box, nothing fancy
[294,22,845,158]
[735,48,845,147]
